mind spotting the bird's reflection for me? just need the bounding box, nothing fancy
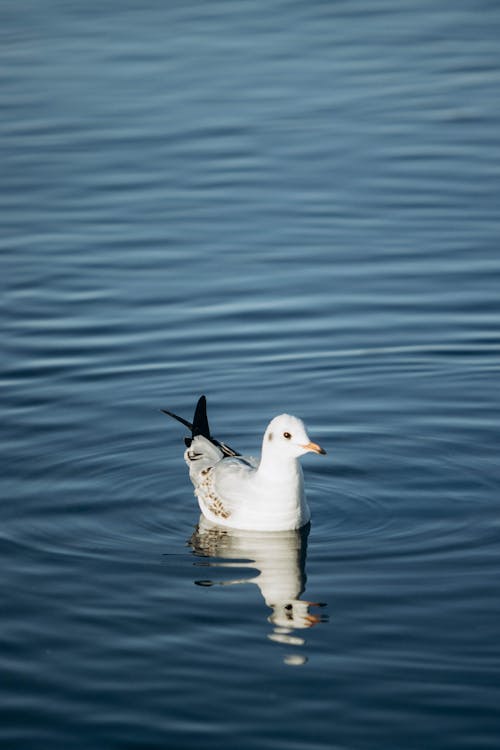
[188,517,328,664]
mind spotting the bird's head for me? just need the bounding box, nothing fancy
[263,414,326,459]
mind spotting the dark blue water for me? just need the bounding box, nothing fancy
[2,1,500,748]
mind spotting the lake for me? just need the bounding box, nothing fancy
[1,1,500,748]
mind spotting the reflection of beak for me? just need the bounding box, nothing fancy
[302,441,327,455]
[305,613,322,626]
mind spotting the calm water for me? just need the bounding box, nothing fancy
[2,1,500,748]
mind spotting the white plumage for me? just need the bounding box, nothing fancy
[162,396,326,532]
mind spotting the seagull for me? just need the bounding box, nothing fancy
[161,395,326,531]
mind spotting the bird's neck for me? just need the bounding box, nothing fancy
[255,447,309,529]
[257,449,303,486]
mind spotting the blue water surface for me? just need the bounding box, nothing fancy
[1,1,500,749]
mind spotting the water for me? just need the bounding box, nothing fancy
[2,1,500,748]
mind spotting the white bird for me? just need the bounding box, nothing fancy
[161,395,326,531]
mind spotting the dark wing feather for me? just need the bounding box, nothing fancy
[160,409,193,432]
[192,395,211,439]
[160,395,241,457]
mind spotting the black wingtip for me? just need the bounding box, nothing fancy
[192,395,210,439]
[161,396,242,457]
[160,408,193,432]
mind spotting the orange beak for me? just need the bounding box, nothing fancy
[302,441,326,455]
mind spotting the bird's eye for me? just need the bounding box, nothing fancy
[283,431,292,439]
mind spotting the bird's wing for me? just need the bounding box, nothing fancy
[185,439,258,521]
[161,395,241,457]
